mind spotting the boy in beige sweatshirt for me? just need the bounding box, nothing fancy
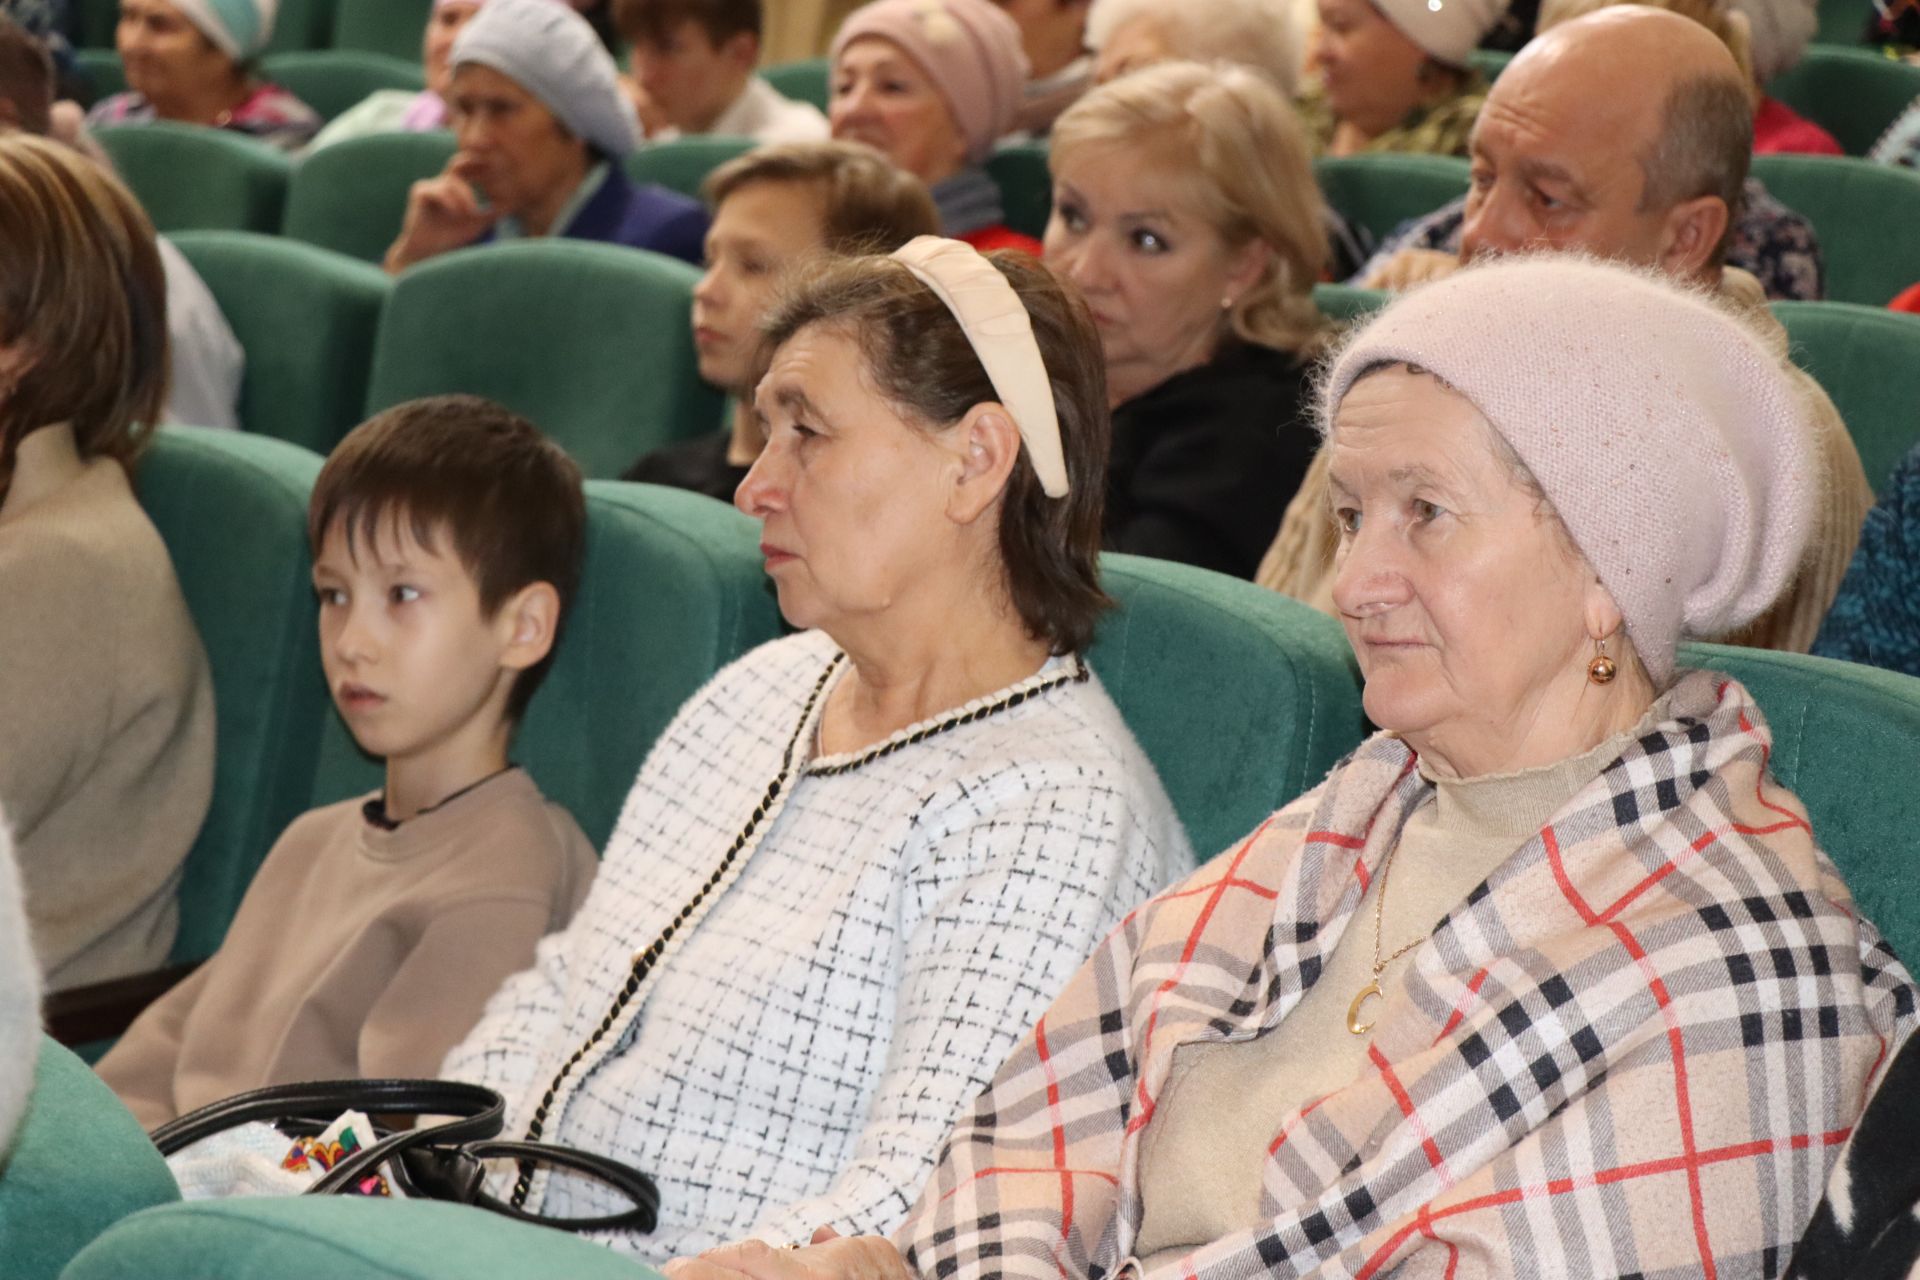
[98,396,599,1128]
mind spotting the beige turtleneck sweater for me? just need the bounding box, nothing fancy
[1132,698,1672,1271]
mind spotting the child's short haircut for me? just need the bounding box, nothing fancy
[309,396,586,721]
[703,141,940,255]
[612,0,761,47]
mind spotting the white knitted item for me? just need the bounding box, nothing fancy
[444,629,1189,1260]
[1325,254,1817,685]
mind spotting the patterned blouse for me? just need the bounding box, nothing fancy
[1354,177,1827,301]
[85,84,321,153]
[1871,96,1920,169]
[1296,73,1490,159]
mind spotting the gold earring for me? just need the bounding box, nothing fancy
[1587,636,1617,685]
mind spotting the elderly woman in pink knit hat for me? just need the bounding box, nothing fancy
[1300,0,1502,156]
[667,255,1915,1280]
[87,0,319,150]
[829,0,1037,253]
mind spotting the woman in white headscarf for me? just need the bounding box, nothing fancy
[87,0,319,151]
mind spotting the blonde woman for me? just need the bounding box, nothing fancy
[1044,59,1328,578]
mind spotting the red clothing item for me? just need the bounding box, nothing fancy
[1753,96,1844,156]
[1892,281,1920,314]
[958,224,1043,256]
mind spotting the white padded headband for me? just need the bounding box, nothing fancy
[891,236,1069,498]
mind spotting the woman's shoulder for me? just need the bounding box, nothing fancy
[0,460,167,583]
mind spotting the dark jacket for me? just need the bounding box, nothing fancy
[1105,341,1318,580]
[623,431,747,503]
[565,166,708,266]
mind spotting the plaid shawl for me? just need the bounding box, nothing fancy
[898,672,1916,1279]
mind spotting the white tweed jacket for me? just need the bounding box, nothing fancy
[443,630,1191,1261]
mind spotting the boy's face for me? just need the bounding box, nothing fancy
[312,516,522,768]
[632,19,755,133]
[691,178,829,391]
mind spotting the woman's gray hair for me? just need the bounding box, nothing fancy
[1085,0,1301,95]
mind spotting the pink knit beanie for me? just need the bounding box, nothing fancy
[832,0,1030,165]
[1324,255,1816,685]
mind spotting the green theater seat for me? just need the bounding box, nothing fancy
[261,50,425,122]
[1314,153,1469,248]
[265,0,338,53]
[136,429,329,961]
[1681,643,1920,965]
[167,232,391,454]
[332,0,434,60]
[761,58,830,112]
[364,240,722,480]
[1751,154,1920,306]
[95,123,292,235]
[1092,555,1367,862]
[4,1038,178,1280]
[986,141,1051,240]
[283,130,456,265]
[309,483,784,852]
[1312,282,1390,323]
[1771,300,1920,495]
[1766,46,1920,156]
[72,48,125,102]
[627,136,755,200]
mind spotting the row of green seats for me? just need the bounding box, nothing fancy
[68,0,431,58]
[73,48,424,118]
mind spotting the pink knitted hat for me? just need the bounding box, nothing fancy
[832,0,1030,166]
[1324,255,1816,685]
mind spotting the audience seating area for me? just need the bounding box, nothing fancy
[1772,301,1920,493]
[1750,154,1920,306]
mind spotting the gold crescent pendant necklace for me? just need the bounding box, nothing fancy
[1346,840,1427,1037]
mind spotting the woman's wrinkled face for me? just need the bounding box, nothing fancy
[117,0,239,108]
[423,2,482,99]
[1311,0,1430,129]
[736,322,962,634]
[829,36,970,187]
[1328,365,1597,765]
[691,179,829,392]
[1043,145,1261,407]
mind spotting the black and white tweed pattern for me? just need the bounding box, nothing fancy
[443,630,1190,1261]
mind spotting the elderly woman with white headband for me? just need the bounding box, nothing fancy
[384,0,707,271]
[88,0,319,150]
[1299,0,1501,156]
[665,255,1916,1280]
[442,238,1189,1261]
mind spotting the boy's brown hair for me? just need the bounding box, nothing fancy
[308,396,586,721]
[703,140,939,254]
[612,0,760,48]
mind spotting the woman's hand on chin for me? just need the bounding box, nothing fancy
[662,1228,915,1280]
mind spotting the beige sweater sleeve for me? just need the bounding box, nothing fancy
[0,542,114,835]
[95,962,217,1130]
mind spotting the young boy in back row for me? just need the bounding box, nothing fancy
[98,397,599,1128]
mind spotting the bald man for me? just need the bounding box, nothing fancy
[1259,6,1870,656]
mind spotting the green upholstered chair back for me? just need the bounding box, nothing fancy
[69,0,120,47]
[1771,300,1920,495]
[761,59,830,112]
[265,0,338,52]
[95,123,292,234]
[1090,555,1367,862]
[260,49,426,121]
[1765,46,1920,155]
[136,429,328,961]
[1,1038,179,1280]
[1681,643,1920,965]
[626,136,756,200]
[332,0,433,59]
[62,1198,658,1280]
[365,240,722,480]
[1468,48,1511,81]
[1313,153,1469,247]
[1312,282,1390,324]
[1815,0,1873,43]
[73,48,125,101]
[309,483,784,852]
[283,130,456,264]
[168,231,391,453]
[986,141,1051,240]
[1750,154,1920,306]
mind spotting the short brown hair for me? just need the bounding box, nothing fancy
[612,0,760,47]
[0,132,167,473]
[0,16,54,136]
[308,396,587,721]
[761,252,1112,654]
[703,140,939,254]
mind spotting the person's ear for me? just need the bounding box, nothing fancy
[1581,571,1626,647]
[0,100,21,130]
[495,581,562,673]
[946,403,1022,526]
[1221,237,1273,313]
[1656,194,1729,282]
[724,30,759,73]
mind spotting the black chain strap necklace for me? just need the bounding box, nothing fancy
[508,649,1088,1209]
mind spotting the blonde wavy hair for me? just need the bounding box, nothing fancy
[1049,59,1330,357]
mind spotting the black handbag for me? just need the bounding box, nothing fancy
[151,1078,660,1233]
